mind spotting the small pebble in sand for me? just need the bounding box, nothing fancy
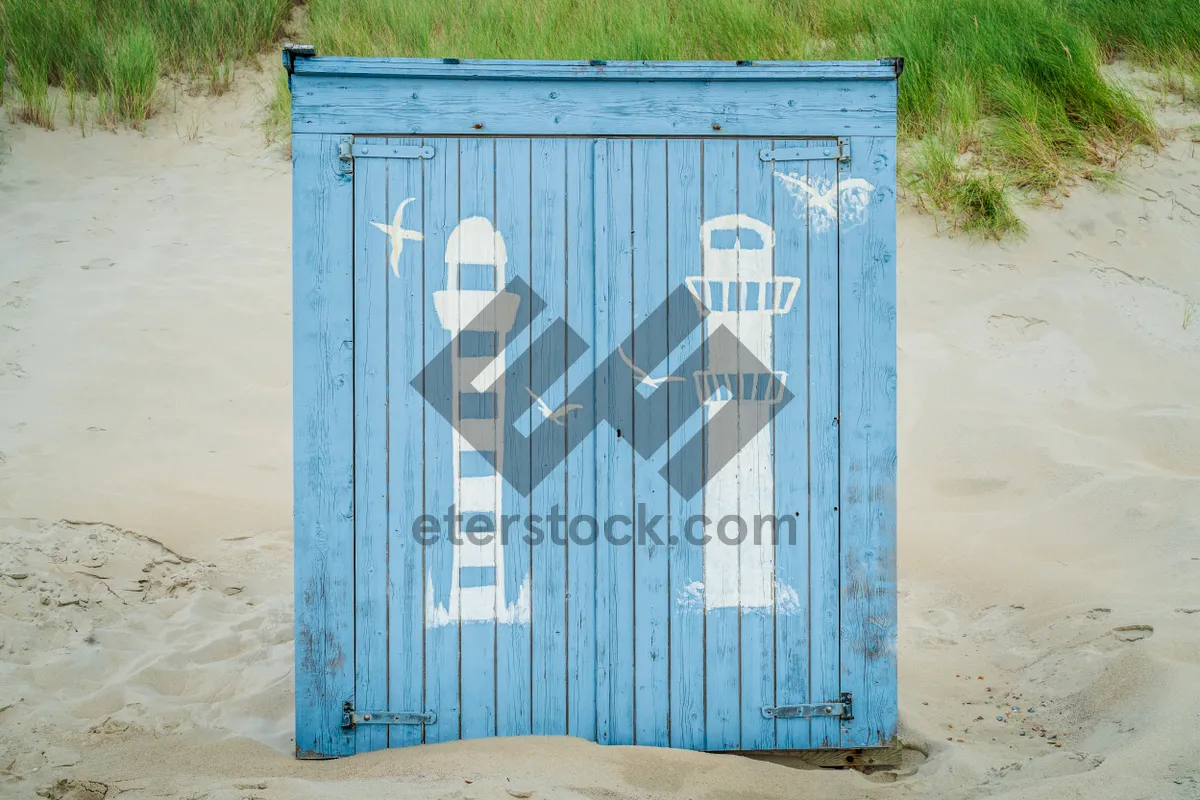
[996,716,1005,722]
[1019,730,1026,736]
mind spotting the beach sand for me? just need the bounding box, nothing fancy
[1,68,1198,799]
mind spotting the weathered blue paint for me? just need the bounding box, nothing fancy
[422,138,459,744]
[352,139,388,755]
[808,140,844,750]
[495,137,533,739]
[564,138,598,741]
[665,139,705,751]
[458,136,498,742]
[529,138,569,735]
[838,135,899,749]
[737,138,776,752]
[772,136,814,751]
[632,138,670,747]
[386,137,427,750]
[291,55,898,759]
[293,132,355,759]
[290,58,900,81]
[292,76,895,138]
[700,138,741,753]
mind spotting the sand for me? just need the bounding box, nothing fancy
[1,67,1199,799]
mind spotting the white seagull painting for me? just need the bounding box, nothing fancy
[371,197,424,277]
[525,387,582,426]
[617,344,683,390]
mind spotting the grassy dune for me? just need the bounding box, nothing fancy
[287,0,1200,236]
[5,0,1200,235]
[0,0,289,128]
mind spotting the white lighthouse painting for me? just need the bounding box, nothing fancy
[428,215,530,627]
[686,214,799,611]
[386,203,796,624]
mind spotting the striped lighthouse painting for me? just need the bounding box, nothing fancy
[687,214,800,611]
[428,216,530,627]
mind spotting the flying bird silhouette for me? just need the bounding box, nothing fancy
[371,197,424,277]
[525,387,582,426]
[774,173,875,220]
[618,344,684,390]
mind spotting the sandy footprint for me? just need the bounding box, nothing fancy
[1111,624,1154,642]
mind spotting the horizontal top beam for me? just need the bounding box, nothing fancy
[286,54,903,82]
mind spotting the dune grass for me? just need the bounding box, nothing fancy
[0,0,289,129]
[276,0,1200,236]
[5,0,1198,236]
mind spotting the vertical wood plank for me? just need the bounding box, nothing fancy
[701,138,741,752]
[352,139,389,755]
[530,138,570,735]
[736,139,776,751]
[458,136,499,740]
[293,132,355,758]
[770,138,815,750]
[386,137,428,749]
[666,139,706,751]
[808,141,843,749]
[631,138,670,747]
[565,138,598,741]
[495,138,534,738]
[595,138,636,745]
[424,137,461,743]
[838,136,898,748]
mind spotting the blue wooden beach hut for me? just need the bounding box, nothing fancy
[287,46,899,764]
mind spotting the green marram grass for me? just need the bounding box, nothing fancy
[292,0,1200,236]
[5,0,1200,236]
[0,0,289,128]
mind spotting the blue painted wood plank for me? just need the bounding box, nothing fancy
[423,137,461,743]
[631,138,670,747]
[565,138,598,741]
[386,137,429,749]
[291,77,897,138]
[838,136,898,749]
[530,137,570,736]
[665,138,706,751]
[458,136,499,741]
[495,137,533,739]
[352,139,389,755]
[735,139,776,752]
[293,132,356,759]
[594,139,636,746]
[292,57,903,81]
[701,138,741,752]
[808,140,844,749]
[770,137,815,751]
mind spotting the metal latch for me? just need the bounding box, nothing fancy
[337,138,435,173]
[759,139,850,165]
[341,701,436,728]
[762,692,853,720]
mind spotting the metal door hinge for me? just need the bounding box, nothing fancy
[337,137,435,174]
[762,692,853,720]
[342,702,436,728]
[760,139,850,165]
